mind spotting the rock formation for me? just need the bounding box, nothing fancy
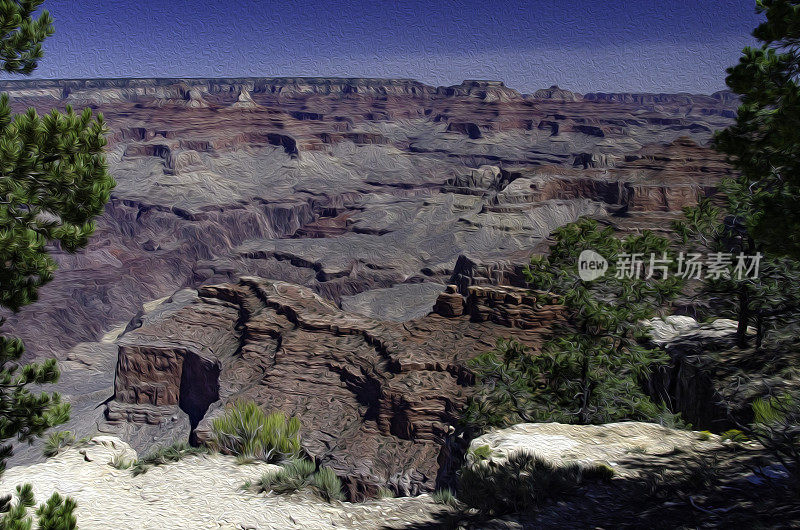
[530,85,583,102]
[100,278,564,497]
[0,77,738,365]
[467,421,722,478]
[644,316,800,430]
[229,88,261,109]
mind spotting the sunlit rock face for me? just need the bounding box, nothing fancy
[0,77,736,367]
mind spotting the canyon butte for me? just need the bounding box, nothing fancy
[0,77,739,497]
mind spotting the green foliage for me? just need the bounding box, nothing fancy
[0,339,71,476]
[432,488,459,507]
[582,463,615,481]
[720,429,749,443]
[311,466,345,502]
[745,393,800,483]
[0,484,34,530]
[376,486,394,499]
[697,430,712,441]
[33,492,76,530]
[464,219,682,430]
[713,0,800,259]
[42,431,74,458]
[634,455,722,503]
[130,441,208,476]
[525,220,682,425]
[210,400,301,463]
[461,340,540,431]
[255,459,344,502]
[674,198,800,348]
[0,484,76,530]
[0,99,115,311]
[0,1,53,75]
[256,458,315,495]
[0,0,115,490]
[469,445,493,462]
[457,452,611,516]
[284,457,316,478]
[109,453,132,470]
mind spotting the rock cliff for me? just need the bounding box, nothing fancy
[100,278,564,497]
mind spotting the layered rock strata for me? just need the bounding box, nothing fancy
[102,278,564,497]
[0,77,737,363]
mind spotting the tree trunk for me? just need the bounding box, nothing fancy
[737,286,750,348]
[578,352,590,424]
[756,312,764,349]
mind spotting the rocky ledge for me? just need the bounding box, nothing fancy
[0,436,442,529]
[6,422,783,529]
[464,422,789,528]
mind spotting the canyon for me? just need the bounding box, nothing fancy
[0,77,741,497]
[0,77,736,361]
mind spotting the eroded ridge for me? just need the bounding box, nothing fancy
[103,278,564,497]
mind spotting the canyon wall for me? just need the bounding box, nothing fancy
[0,77,736,362]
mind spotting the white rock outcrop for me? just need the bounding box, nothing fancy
[467,422,720,478]
[0,437,440,529]
[229,89,261,109]
[644,315,741,347]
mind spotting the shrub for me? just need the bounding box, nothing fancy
[457,451,612,515]
[109,453,132,470]
[257,458,316,495]
[582,463,615,480]
[697,430,712,441]
[0,485,77,530]
[462,338,683,435]
[43,431,76,458]
[376,486,394,499]
[253,458,344,502]
[432,488,459,507]
[634,455,721,501]
[131,441,208,476]
[35,491,78,530]
[746,394,800,485]
[468,445,493,463]
[720,429,749,443]
[311,466,345,502]
[210,400,301,463]
[511,220,684,427]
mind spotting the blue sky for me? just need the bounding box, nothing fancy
[17,0,763,93]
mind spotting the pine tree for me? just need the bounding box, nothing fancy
[0,2,114,526]
[464,219,684,429]
[673,196,800,348]
[714,0,800,259]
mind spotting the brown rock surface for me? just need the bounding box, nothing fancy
[101,278,563,497]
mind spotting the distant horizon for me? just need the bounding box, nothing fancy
[1,0,763,94]
[0,75,737,97]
